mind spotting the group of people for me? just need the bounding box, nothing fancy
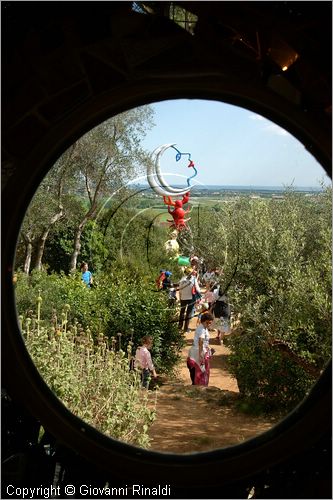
[80,260,231,390]
[154,263,231,388]
[185,278,231,387]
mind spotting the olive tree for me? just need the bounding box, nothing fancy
[68,106,155,272]
[223,187,332,408]
[16,146,78,273]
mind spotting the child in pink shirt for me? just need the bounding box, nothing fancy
[134,336,158,389]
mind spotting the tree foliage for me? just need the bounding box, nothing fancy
[16,151,77,273]
[15,106,155,273]
[67,106,155,271]
[192,186,332,410]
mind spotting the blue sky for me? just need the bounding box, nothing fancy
[140,99,331,188]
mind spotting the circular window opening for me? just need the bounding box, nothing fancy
[13,99,331,457]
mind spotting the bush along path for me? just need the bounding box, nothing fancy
[146,316,283,454]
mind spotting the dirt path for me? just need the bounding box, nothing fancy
[147,317,280,453]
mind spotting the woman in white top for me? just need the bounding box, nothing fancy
[187,312,214,385]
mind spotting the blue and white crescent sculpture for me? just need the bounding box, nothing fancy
[147,143,197,197]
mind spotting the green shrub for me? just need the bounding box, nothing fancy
[227,332,313,411]
[20,303,156,448]
[102,268,184,373]
[224,188,331,411]
[15,267,185,374]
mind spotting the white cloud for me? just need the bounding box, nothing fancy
[264,123,290,136]
[249,113,291,136]
[249,113,265,121]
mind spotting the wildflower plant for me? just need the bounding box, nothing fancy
[21,297,156,448]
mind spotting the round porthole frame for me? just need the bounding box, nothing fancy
[3,5,331,487]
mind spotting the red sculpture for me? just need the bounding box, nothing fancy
[163,191,191,230]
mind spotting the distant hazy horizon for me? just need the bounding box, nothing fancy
[130,181,328,192]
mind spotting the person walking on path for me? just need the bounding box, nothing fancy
[178,269,201,333]
[212,287,231,344]
[187,312,214,385]
[134,335,158,389]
